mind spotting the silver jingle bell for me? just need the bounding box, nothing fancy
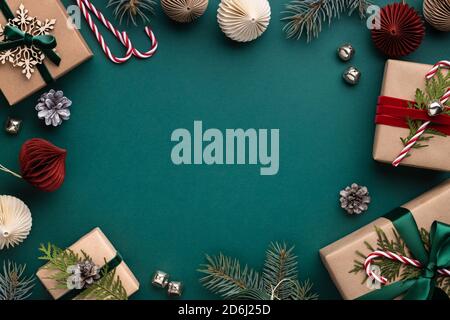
[343,66,361,85]
[427,100,444,117]
[4,117,22,135]
[337,43,355,61]
[152,270,169,288]
[167,281,183,296]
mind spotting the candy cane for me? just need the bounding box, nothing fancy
[132,26,158,59]
[392,121,431,167]
[426,60,450,80]
[392,60,450,167]
[364,250,450,285]
[76,0,158,63]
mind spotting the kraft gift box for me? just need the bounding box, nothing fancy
[36,227,139,300]
[320,179,450,300]
[373,59,450,171]
[0,0,92,105]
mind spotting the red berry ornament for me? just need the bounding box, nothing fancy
[371,3,425,58]
[19,138,67,192]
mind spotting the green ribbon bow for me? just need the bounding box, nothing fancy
[359,208,450,300]
[0,0,60,84]
[0,25,61,65]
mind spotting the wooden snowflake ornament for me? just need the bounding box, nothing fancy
[0,4,56,79]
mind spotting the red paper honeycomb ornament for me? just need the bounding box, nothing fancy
[371,3,425,58]
[19,138,67,192]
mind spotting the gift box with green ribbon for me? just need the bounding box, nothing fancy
[0,0,92,105]
[320,179,450,300]
[36,227,140,300]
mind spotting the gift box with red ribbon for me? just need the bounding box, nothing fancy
[373,59,450,171]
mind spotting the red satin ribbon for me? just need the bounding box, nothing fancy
[375,96,450,135]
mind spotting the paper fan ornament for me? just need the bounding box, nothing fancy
[0,195,32,250]
[0,138,67,192]
[161,0,208,23]
[371,2,425,58]
[217,0,271,42]
[423,0,450,32]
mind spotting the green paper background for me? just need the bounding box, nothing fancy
[0,0,449,300]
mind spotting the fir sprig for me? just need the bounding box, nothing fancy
[38,243,128,300]
[0,261,35,300]
[199,242,318,300]
[282,0,371,42]
[400,69,450,152]
[350,227,449,295]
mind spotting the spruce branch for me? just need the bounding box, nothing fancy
[0,261,35,300]
[295,279,319,300]
[263,242,298,300]
[199,243,318,300]
[198,254,264,299]
[282,0,371,42]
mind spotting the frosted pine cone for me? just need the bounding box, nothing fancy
[339,183,371,215]
[36,90,71,127]
[66,260,100,290]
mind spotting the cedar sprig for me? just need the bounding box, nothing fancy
[38,243,88,289]
[401,69,450,151]
[0,261,35,300]
[350,227,449,295]
[282,0,371,42]
[38,243,128,300]
[199,242,318,300]
[77,262,128,300]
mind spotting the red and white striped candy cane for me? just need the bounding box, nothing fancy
[392,121,431,167]
[392,60,450,167]
[76,0,158,63]
[426,60,450,80]
[132,26,158,59]
[364,250,450,284]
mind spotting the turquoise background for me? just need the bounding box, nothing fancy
[0,0,449,300]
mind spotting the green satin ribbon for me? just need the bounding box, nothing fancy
[60,252,123,300]
[358,207,450,300]
[0,0,59,84]
[1,25,61,65]
[0,0,13,18]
